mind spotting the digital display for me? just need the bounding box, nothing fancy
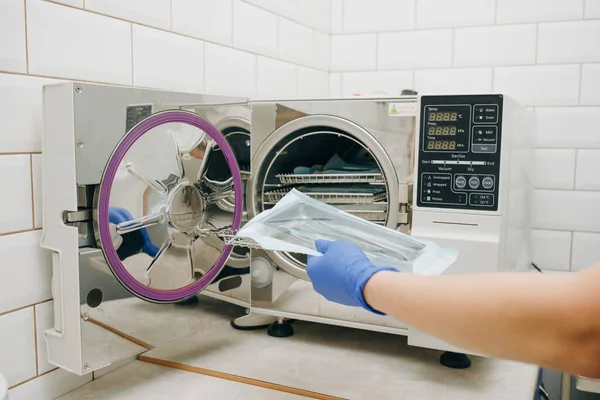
[428,112,458,122]
[427,141,456,150]
[427,126,457,136]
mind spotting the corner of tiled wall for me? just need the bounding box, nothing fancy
[0,0,331,398]
[329,0,600,274]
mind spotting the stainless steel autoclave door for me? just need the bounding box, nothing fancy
[93,110,244,303]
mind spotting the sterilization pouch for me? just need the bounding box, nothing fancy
[229,189,458,275]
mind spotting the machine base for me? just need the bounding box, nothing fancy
[230,313,277,331]
[175,296,200,306]
[440,352,472,369]
[267,319,294,338]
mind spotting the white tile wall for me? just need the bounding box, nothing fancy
[416,0,495,29]
[255,0,331,33]
[278,18,316,68]
[533,149,576,189]
[0,0,27,73]
[532,190,600,232]
[35,301,54,374]
[538,21,600,64]
[314,31,331,71]
[0,231,52,315]
[0,74,59,153]
[575,150,600,190]
[49,0,83,7]
[171,0,232,46]
[256,57,297,99]
[454,25,537,67]
[330,34,377,72]
[571,232,600,271]
[587,0,600,18]
[85,0,170,30]
[233,1,278,58]
[531,230,572,271]
[414,68,492,94]
[8,367,91,400]
[32,155,42,228]
[330,0,343,34]
[581,64,600,105]
[27,0,132,84]
[0,155,32,234]
[535,107,600,148]
[297,67,329,98]
[204,44,256,97]
[343,0,415,33]
[342,71,414,97]
[494,65,581,106]
[496,0,584,24]
[329,73,342,97]
[0,308,37,387]
[132,25,204,93]
[378,29,453,70]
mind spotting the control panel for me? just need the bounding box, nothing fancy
[416,95,503,211]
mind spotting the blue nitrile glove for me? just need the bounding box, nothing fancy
[108,207,159,258]
[306,240,399,315]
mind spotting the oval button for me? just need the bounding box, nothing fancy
[455,176,467,189]
[468,176,480,189]
[482,177,494,189]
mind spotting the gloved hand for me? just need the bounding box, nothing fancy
[306,240,399,315]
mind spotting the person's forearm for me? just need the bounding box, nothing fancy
[363,268,600,377]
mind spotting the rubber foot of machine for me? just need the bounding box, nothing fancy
[230,314,277,331]
[267,320,294,338]
[175,296,199,306]
[440,352,471,369]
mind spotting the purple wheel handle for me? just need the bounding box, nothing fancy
[97,110,243,303]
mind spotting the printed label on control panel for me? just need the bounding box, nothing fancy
[473,104,499,124]
[469,193,495,207]
[420,173,467,205]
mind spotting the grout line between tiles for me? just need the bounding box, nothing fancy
[569,231,575,271]
[494,0,498,24]
[578,64,584,105]
[0,299,52,319]
[40,0,327,73]
[0,227,42,238]
[33,305,39,376]
[24,0,29,74]
[169,0,172,30]
[573,149,579,190]
[8,367,59,390]
[87,317,154,350]
[450,28,455,67]
[29,154,35,229]
[582,0,587,19]
[534,23,539,64]
[0,151,42,156]
[139,356,344,400]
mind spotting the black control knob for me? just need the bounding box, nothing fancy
[482,177,494,190]
[468,176,480,189]
[455,176,467,189]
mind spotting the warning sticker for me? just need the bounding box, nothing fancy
[388,103,417,117]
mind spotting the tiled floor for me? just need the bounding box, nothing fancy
[141,319,538,400]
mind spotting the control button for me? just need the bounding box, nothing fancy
[472,126,498,145]
[472,144,497,153]
[474,104,499,123]
[468,176,480,189]
[455,176,467,189]
[482,177,494,190]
